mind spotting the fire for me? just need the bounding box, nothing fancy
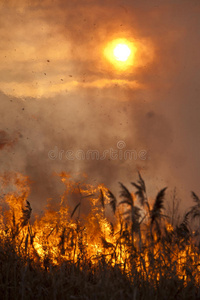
[0,171,199,285]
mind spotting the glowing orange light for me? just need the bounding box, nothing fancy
[113,44,131,61]
[104,38,136,69]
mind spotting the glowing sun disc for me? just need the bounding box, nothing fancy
[113,44,131,62]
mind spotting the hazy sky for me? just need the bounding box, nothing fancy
[0,0,200,212]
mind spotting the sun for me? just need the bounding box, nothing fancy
[113,44,131,62]
[104,38,136,69]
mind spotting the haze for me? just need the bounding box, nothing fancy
[0,0,200,213]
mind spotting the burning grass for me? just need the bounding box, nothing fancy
[0,172,199,299]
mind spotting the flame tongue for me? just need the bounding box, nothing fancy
[0,171,199,286]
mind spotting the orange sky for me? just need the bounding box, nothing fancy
[0,0,200,212]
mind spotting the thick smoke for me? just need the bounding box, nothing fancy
[0,0,200,213]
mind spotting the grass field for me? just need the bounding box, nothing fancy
[0,172,199,299]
